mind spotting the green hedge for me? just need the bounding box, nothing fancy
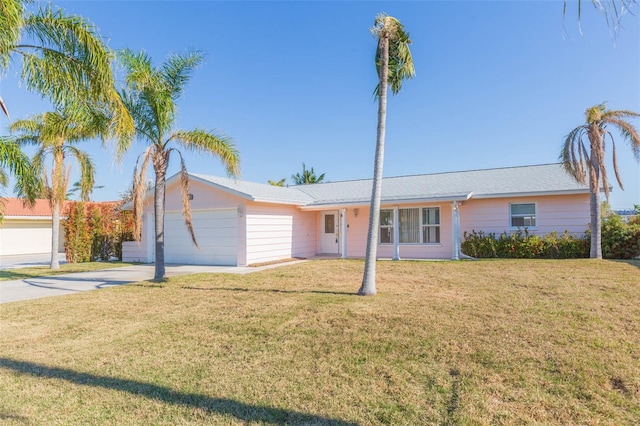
[461,229,589,259]
[600,214,640,259]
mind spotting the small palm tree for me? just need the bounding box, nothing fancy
[291,163,325,185]
[268,178,286,187]
[359,14,415,296]
[0,0,132,139]
[11,109,112,269]
[121,49,240,282]
[561,103,640,258]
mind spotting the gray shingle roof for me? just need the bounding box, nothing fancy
[189,173,314,205]
[187,164,589,208]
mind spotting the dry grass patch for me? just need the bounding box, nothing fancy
[0,259,638,425]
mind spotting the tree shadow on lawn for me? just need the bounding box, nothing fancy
[181,286,358,297]
[22,277,133,292]
[0,358,358,425]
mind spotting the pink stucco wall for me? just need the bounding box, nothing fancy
[338,203,453,260]
[458,194,590,237]
[335,194,589,260]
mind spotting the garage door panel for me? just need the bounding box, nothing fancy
[164,210,237,266]
[0,221,52,256]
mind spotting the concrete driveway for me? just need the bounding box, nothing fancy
[0,261,305,304]
[0,253,67,270]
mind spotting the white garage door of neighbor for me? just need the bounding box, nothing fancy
[0,221,52,256]
[163,209,238,266]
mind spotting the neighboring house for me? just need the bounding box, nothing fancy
[122,163,591,266]
[0,198,65,256]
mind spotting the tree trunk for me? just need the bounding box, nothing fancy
[153,152,168,281]
[50,148,64,270]
[589,190,602,258]
[359,34,389,296]
[50,201,61,269]
[587,126,603,259]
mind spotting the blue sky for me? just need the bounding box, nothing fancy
[2,1,639,208]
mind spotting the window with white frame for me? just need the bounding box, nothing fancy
[510,203,536,227]
[379,207,440,244]
[379,210,394,243]
[422,207,440,243]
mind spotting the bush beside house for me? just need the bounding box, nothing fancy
[461,229,589,259]
[462,212,640,260]
[63,201,134,263]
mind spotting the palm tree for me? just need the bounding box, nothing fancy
[268,178,286,187]
[291,163,325,185]
[10,108,112,269]
[0,0,132,142]
[0,138,38,219]
[359,14,415,296]
[561,103,640,258]
[121,49,240,282]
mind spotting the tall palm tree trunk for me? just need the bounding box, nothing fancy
[588,127,603,259]
[153,153,168,281]
[359,35,389,296]
[589,188,602,258]
[49,148,64,270]
[50,202,61,269]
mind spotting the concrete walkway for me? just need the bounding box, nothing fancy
[0,262,305,304]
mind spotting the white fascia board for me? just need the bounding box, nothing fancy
[299,193,473,211]
[2,216,54,220]
[251,197,310,206]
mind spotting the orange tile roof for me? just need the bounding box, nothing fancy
[2,198,53,217]
[2,198,121,217]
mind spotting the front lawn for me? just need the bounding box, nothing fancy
[0,259,638,424]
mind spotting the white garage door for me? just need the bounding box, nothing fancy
[163,209,238,266]
[0,220,52,256]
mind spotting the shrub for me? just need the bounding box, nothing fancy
[63,201,135,263]
[462,229,589,259]
[601,214,640,259]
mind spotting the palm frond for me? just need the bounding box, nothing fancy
[605,116,640,159]
[66,145,95,201]
[560,125,589,184]
[169,149,198,247]
[0,135,40,204]
[170,129,240,177]
[0,0,24,71]
[19,5,115,110]
[131,146,154,241]
[162,50,204,100]
[609,135,624,189]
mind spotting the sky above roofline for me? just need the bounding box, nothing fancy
[1,1,638,209]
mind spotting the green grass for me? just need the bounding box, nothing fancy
[0,259,638,425]
[0,261,136,281]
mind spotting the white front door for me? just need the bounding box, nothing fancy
[320,211,339,254]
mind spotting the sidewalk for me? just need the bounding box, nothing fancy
[0,261,306,304]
